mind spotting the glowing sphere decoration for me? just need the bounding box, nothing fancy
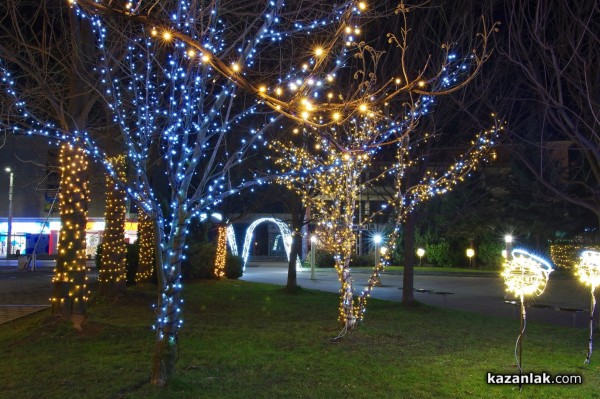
[502,249,554,298]
[577,250,600,289]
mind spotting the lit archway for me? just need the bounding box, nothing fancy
[227,218,301,270]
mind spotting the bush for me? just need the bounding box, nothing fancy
[425,241,453,267]
[182,241,244,280]
[350,253,374,267]
[125,242,139,285]
[315,250,336,268]
[95,245,103,271]
[225,255,244,279]
[477,241,504,270]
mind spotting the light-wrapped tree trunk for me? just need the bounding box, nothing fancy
[51,143,89,326]
[98,155,127,297]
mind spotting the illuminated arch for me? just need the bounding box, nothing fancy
[230,217,302,271]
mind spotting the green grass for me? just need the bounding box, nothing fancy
[0,280,598,399]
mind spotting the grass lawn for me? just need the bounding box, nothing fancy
[0,279,597,398]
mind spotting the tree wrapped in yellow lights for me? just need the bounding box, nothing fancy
[272,5,499,335]
[213,225,228,279]
[136,210,155,283]
[98,155,127,297]
[51,143,90,325]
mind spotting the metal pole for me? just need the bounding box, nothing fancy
[6,170,13,258]
[310,237,316,280]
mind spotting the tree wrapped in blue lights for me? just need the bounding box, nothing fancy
[1,0,376,385]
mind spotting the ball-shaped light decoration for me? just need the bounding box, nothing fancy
[502,249,554,298]
[577,251,600,289]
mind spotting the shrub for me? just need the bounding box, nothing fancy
[315,250,336,268]
[125,242,139,286]
[182,241,244,280]
[225,255,244,279]
[425,241,453,267]
[350,253,374,267]
[95,245,103,271]
[477,241,504,270]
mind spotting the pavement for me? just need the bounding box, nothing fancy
[0,259,83,325]
[241,262,597,329]
[0,260,596,329]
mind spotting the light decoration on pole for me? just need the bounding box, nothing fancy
[51,143,90,318]
[213,225,227,279]
[466,248,475,268]
[501,248,553,388]
[4,167,13,258]
[416,248,425,266]
[577,250,600,364]
[98,155,127,296]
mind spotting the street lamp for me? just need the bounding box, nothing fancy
[5,168,13,258]
[310,235,317,280]
[416,248,425,266]
[504,235,513,261]
[466,248,475,268]
[373,234,382,266]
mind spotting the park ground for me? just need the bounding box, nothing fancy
[0,278,598,399]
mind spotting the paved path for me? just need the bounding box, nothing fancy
[0,269,53,325]
[241,263,597,329]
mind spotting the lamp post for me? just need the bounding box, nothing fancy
[5,168,13,258]
[416,248,425,266]
[373,234,382,266]
[466,248,475,268]
[310,235,317,280]
[505,235,513,261]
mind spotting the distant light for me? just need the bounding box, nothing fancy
[504,235,513,243]
[466,248,475,258]
[5,167,11,172]
[416,248,425,257]
[373,234,382,245]
[310,236,317,243]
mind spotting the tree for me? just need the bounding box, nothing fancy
[0,1,101,325]
[272,3,499,333]
[503,0,600,232]
[3,0,390,385]
[98,155,127,297]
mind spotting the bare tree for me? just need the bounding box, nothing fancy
[272,4,499,335]
[0,0,104,325]
[503,0,600,231]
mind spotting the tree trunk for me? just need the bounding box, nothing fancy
[150,214,186,385]
[136,210,155,283]
[402,209,416,305]
[51,143,89,328]
[285,231,301,291]
[98,155,127,297]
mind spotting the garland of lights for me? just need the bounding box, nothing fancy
[213,225,227,279]
[502,248,554,387]
[577,250,600,364]
[51,143,90,317]
[2,0,497,384]
[99,155,127,295]
[239,218,301,270]
[226,225,238,257]
[136,210,155,283]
